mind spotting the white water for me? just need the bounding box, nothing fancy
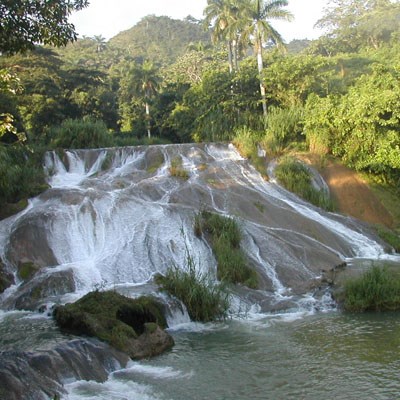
[1,143,396,312]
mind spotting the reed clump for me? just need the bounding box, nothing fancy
[169,156,189,179]
[155,252,229,322]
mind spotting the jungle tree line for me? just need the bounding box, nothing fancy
[0,0,400,211]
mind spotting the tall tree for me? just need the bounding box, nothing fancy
[138,61,159,138]
[119,61,159,138]
[244,0,293,117]
[0,0,89,54]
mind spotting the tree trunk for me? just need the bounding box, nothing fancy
[145,102,151,138]
[256,36,267,118]
[227,40,234,74]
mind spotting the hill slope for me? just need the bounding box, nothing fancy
[108,15,210,65]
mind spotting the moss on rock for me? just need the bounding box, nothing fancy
[53,291,174,359]
[18,262,41,281]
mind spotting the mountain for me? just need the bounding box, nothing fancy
[108,15,211,66]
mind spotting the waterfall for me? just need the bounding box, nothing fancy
[1,143,393,313]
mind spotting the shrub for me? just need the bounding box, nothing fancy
[263,105,305,155]
[155,252,229,322]
[342,266,400,312]
[275,156,335,211]
[0,144,46,214]
[49,118,113,149]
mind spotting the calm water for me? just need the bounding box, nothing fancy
[65,311,400,400]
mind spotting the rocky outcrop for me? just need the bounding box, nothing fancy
[2,268,76,311]
[0,338,129,400]
[53,290,174,359]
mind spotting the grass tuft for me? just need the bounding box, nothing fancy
[196,211,259,289]
[155,251,229,322]
[342,266,400,312]
[169,156,189,179]
[275,156,335,211]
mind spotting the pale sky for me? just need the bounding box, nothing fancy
[70,0,329,43]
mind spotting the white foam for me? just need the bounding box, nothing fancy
[65,378,162,400]
[118,362,191,379]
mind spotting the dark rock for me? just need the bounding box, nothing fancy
[0,338,129,400]
[53,291,174,359]
[6,213,58,268]
[3,268,76,311]
[0,259,14,294]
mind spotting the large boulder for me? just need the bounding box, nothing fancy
[53,291,174,359]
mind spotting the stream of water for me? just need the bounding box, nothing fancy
[0,143,399,399]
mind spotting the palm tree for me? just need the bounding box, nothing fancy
[92,35,106,53]
[204,0,243,73]
[244,0,293,117]
[135,60,158,138]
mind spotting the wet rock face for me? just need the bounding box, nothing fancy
[53,291,174,359]
[7,213,58,269]
[2,268,76,311]
[0,339,129,400]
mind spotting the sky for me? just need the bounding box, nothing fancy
[69,0,330,43]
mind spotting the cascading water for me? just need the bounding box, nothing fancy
[0,143,399,399]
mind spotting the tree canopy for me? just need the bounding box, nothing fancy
[0,0,89,54]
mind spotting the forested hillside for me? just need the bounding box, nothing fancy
[0,0,399,241]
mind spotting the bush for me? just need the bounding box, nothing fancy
[275,156,335,211]
[343,266,400,312]
[155,252,229,322]
[196,211,259,289]
[49,118,113,149]
[263,105,305,154]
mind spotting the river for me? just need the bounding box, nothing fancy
[65,310,400,400]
